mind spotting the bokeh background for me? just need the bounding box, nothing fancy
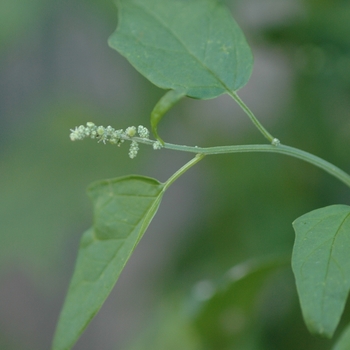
[1,0,350,349]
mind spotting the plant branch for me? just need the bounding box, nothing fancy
[158,142,350,190]
[70,124,350,189]
[163,153,205,190]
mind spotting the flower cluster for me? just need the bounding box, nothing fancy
[70,122,125,144]
[137,125,150,139]
[153,141,163,150]
[69,122,161,159]
[129,140,139,159]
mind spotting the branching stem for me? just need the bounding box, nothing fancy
[70,123,350,189]
[148,140,350,189]
[164,153,205,190]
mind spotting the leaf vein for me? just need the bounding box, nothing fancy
[133,1,233,93]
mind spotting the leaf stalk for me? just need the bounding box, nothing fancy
[229,91,275,143]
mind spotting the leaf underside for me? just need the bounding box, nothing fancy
[108,0,253,99]
[52,176,165,350]
[292,205,350,338]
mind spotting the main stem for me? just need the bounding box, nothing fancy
[155,142,350,190]
[130,134,350,189]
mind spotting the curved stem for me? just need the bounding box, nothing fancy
[72,124,350,190]
[158,142,350,189]
[228,91,275,143]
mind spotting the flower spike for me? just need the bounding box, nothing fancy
[69,122,161,159]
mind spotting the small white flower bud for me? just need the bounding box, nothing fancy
[70,132,78,141]
[272,138,280,146]
[97,126,105,136]
[129,140,139,159]
[125,126,136,137]
[137,125,150,139]
[153,141,163,150]
[70,127,84,141]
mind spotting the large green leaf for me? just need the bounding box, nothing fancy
[108,0,253,99]
[52,176,165,350]
[333,324,350,350]
[292,205,350,338]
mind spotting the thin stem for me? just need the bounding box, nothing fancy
[228,91,275,143]
[71,123,350,190]
[157,142,350,189]
[163,153,205,191]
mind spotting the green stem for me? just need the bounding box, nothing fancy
[77,124,350,190]
[157,142,350,189]
[228,91,275,143]
[163,153,205,190]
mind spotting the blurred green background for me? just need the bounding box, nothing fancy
[1,0,350,349]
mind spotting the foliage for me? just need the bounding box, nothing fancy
[53,176,165,350]
[51,0,350,349]
[1,0,350,349]
[293,205,350,338]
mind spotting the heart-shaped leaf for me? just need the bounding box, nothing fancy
[108,0,253,99]
[52,176,165,350]
[292,205,350,338]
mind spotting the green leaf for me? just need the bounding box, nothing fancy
[333,324,350,350]
[108,0,253,99]
[52,176,165,350]
[292,205,350,338]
